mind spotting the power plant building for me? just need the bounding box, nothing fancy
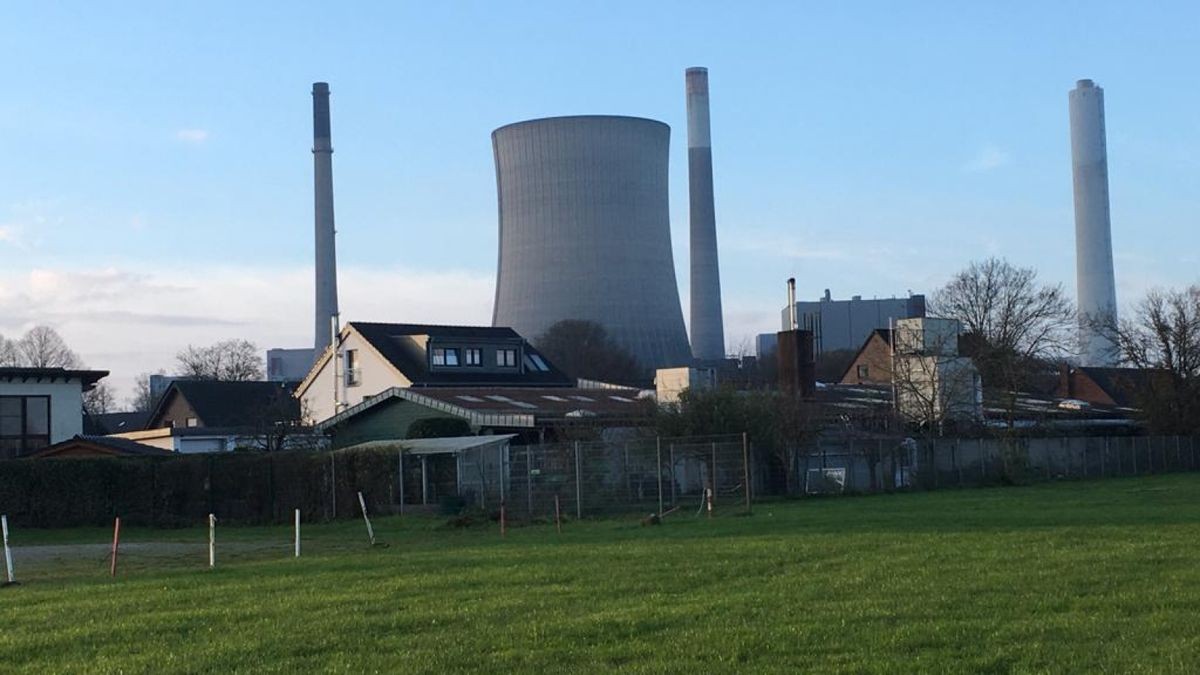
[764,289,926,355]
[491,115,692,370]
[1069,79,1119,366]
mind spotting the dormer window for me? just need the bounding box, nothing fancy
[432,348,460,367]
[497,348,517,367]
[465,348,482,366]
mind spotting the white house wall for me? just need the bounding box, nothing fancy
[300,330,412,424]
[0,379,84,444]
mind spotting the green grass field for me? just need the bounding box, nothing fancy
[3,475,1200,673]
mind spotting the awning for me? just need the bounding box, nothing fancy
[340,434,517,455]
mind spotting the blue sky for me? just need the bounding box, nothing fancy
[1,2,1197,396]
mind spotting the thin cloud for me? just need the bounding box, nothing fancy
[175,128,210,144]
[963,145,1011,173]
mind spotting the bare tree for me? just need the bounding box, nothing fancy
[932,258,1074,425]
[535,320,645,386]
[83,382,117,416]
[1105,286,1200,434]
[176,339,263,381]
[17,325,82,368]
[127,371,165,412]
[0,334,19,366]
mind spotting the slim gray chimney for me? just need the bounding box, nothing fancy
[312,82,339,353]
[787,277,798,331]
[686,67,726,362]
[1069,78,1118,365]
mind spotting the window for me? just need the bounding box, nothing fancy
[186,417,199,428]
[0,396,51,457]
[464,348,482,366]
[496,348,517,367]
[432,348,460,367]
[529,354,550,371]
[345,349,361,386]
[856,365,870,379]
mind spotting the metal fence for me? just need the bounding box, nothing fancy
[790,434,1200,495]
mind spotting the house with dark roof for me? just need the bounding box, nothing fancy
[1056,366,1163,408]
[108,380,307,454]
[315,386,653,447]
[1,367,109,459]
[295,322,573,424]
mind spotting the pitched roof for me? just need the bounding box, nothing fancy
[85,411,152,435]
[32,435,172,458]
[1076,367,1161,408]
[147,380,299,429]
[349,322,573,387]
[316,386,652,431]
[838,329,893,382]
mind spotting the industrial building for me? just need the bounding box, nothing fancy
[759,289,926,356]
[490,115,693,371]
[1069,79,1119,366]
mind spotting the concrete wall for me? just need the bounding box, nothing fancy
[491,115,692,370]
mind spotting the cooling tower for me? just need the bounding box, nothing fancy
[1069,79,1118,366]
[312,82,339,353]
[686,67,726,362]
[491,115,692,370]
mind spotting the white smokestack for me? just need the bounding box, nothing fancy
[686,66,725,362]
[1069,78,1118,365]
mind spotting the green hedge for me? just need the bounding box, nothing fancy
[0,449,404,528]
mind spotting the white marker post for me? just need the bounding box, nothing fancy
[208,514,216,569]
[2,515,15,585]
[294,509,301,558]
[357,491,376,546]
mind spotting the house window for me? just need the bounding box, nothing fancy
[186,417,199,428]
[857,365,870,379]
[0,395,51,457]
[465,348,482,366]
[497,348,517,367]
[432,348,460,367]
[345,349,361,386]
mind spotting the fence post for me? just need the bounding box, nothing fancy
[623,443,631,501]
[1,515,13,584]
[330,453,337,519]
[954,438,962,487]
[525,447,533,518]
[1192,436,1197,471]
[208,514,216,569]
[979,438,986,483]
[294,509,301,558]
[574,441,582,520]
[656,436,664,517]
[110,517,121,578]
[669,444,676,506]
[397,449,405,515]
[742,432,751,514]
[1133,437,1139,475]
[710,442,718,507]
[1176,436,1182,472]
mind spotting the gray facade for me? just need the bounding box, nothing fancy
[1069,79,1118,366]
[686,67,726,362]
[267,348,316,382]
[778,290,926,353]
[491,115,692,370]
[312,82,339,353]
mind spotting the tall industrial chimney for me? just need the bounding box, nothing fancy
[312,82,339,353]
[686,67,726,363]
[1069,79,1118,365]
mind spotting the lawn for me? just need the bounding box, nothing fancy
[3,475,1200,673]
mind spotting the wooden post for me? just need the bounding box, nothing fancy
[1,515,13,584]
[500,500,507,538]
[207,514,215,569]
[656,436,664,517]
[710,442,718,506]
[705,488,713,519]
[574,441,583,520]
[668,444,676,506]
[554,494,562,534]
[742,432,751,514]
[357,492,376,546]
[110,517,121,577]
[330,453,337,519]
[294,509,301,558]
